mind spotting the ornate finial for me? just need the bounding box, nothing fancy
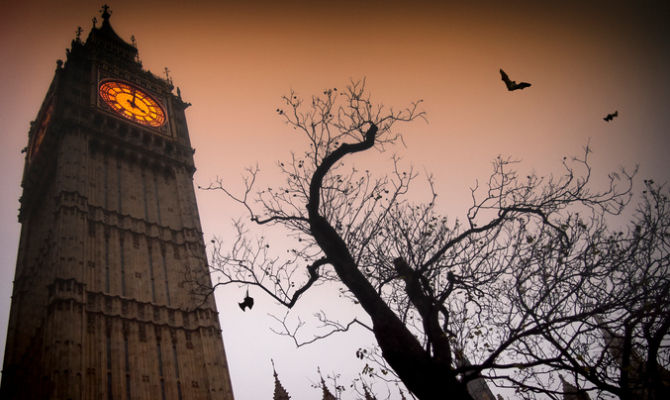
[75,26,83,41]
[101,4,111,20]
[164,67,173,85]
[92,17,97,28]
[177,87,182,99]
[56,59,63,70]
[131,35,137,48]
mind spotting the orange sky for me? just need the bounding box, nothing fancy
[1,1,669,398]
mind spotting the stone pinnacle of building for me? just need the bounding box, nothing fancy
[559,375,591,400]
[320,377,337,400]
[362,383,377,400]
[271,360,291,400]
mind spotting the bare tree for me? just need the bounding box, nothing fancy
[195,80,668,399]
[498,178,670,400]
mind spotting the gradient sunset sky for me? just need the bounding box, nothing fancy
[1,1,669,398]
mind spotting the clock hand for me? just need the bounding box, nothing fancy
[126,89,140,109]
[126,97,140,110]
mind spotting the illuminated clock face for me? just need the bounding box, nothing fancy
[99,80,166,127]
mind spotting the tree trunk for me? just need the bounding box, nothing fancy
[305,125,474,399]
[309,214,473,400]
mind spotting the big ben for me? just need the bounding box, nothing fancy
[1,6,235,399]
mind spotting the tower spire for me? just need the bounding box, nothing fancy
[559,375,591,400]
[101,4,111,22]
[320,377,337,400]
[271,360,291,400]
[452,342,496,400]
[362,384,378,400]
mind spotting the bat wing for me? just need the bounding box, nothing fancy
[513,82,531,90]
[500,69,513,89]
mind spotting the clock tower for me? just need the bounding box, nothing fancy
[1,6,235,399]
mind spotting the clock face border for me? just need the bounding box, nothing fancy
[98,79,167,128]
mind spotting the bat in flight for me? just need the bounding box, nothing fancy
[500,69,531,91]
[603,111,618,122]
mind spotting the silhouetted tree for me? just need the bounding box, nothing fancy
[196,80,668,399]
